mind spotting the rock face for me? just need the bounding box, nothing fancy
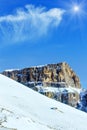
[2,62,81,88]
[77,89,87,112]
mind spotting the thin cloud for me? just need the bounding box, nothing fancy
[0,5,65,44]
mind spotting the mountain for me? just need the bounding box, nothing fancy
[2,62,81,107]
[2,62,81,88]
[0,74,87,130]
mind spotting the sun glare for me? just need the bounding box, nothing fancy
[66,1,85,16]
[73,5,80,12]
[67,1,86,19]
[64,1,86,28]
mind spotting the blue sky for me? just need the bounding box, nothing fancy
[0,0,87,88]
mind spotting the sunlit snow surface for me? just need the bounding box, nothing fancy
[0,74,87,130]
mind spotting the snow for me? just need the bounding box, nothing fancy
[36,85,81,94]
[0,74,87,130]
[4,65,47,72]
[69,86,81,93]
[4,69,19,72]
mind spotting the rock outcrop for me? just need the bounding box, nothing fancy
[2,62,81,88]
[77,89,87,112]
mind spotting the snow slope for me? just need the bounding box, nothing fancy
[0,74,87,130]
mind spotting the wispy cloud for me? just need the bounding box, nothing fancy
[0,5,65,44]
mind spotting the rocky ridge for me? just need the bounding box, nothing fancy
[2,62,81,88]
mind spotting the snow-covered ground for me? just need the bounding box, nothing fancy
[0,74,87,130]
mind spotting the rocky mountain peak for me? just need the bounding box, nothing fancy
[2,62,81,88]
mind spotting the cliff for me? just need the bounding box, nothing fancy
[2,62,81,88]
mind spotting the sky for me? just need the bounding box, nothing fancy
[0,0,87,88]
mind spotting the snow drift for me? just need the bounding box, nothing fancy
[0,74,87,130]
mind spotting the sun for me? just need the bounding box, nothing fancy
[65,1,85,16]
[73,5,80,12]
[63,1,86,30]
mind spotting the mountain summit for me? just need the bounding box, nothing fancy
[2,62,81,88]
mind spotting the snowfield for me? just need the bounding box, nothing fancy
[0,74,87,130]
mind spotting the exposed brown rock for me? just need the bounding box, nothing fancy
[2,62,81,88]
